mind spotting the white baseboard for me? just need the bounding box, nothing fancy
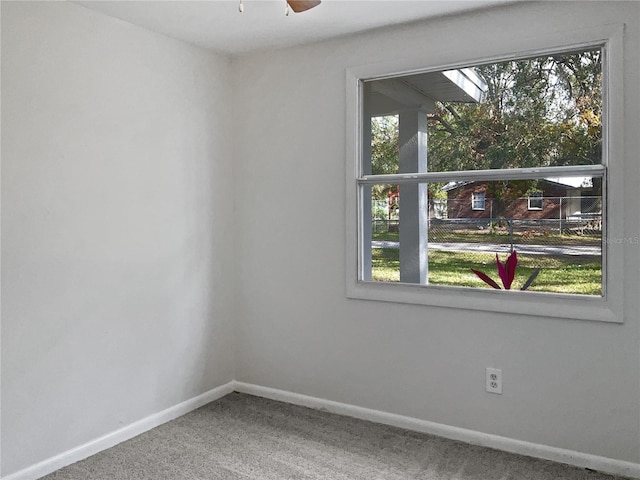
[233,381,640,479]
[6,380,639,480]
[2,381,235,480]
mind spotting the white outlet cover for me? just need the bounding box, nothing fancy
[486,368,503,394]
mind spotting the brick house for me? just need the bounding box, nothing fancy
[443,178,598,220]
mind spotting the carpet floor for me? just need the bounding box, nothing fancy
[42,392,630,480]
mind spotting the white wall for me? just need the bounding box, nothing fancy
[233,0,640,464]
[2,0,639,477]
[1,2,235,476]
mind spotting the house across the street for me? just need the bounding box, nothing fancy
[441,177,600,221]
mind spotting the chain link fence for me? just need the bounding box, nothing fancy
[371,196,602,294]
[372,196,602,254]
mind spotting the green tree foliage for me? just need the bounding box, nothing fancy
[428,50,601,172]
[427,49,602,208]
[371,115,399,176]
[369,49,602,207]
[370,116,398,200]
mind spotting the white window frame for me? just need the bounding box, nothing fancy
[528,191,544,211]
[472,192,486,211]
[345,24,625,323]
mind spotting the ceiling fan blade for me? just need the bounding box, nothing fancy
[286,0,321,13]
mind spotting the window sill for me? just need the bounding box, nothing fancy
[346,280,622,323]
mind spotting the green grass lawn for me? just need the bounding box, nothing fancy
[371,248,602,295]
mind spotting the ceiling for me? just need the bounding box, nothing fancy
[75,0,517,56]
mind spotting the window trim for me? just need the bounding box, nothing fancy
[345,23,625,323]
[528,191,544,211]
[472,192,486,211]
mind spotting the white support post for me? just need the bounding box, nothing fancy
[398,110,428,284]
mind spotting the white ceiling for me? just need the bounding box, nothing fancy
[76,0,517,56]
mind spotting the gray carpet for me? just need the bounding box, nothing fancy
[42,392,630,479]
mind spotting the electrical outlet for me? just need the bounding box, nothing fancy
[486,368,502,394]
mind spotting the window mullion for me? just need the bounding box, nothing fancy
[358,164,606,186]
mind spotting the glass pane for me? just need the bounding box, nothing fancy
[369,184,400,282]
[363,48,602,174]
[370,116,399,175]
[365,177,603,295]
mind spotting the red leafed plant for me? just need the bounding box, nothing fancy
[471,250,540,291]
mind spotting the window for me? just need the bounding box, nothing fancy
[472,192,486,210]
[359,48,604,293]
[528,192,543,210]
[345,24,625,322]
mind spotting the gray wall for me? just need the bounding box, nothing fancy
[2,0,639,477]
[232,1,640,464]
[1,2,235,475]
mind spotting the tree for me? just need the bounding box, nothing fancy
[368,49,602,213]
[371,115,399,176]
[370,115,399,202]
[426,49,602,214]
